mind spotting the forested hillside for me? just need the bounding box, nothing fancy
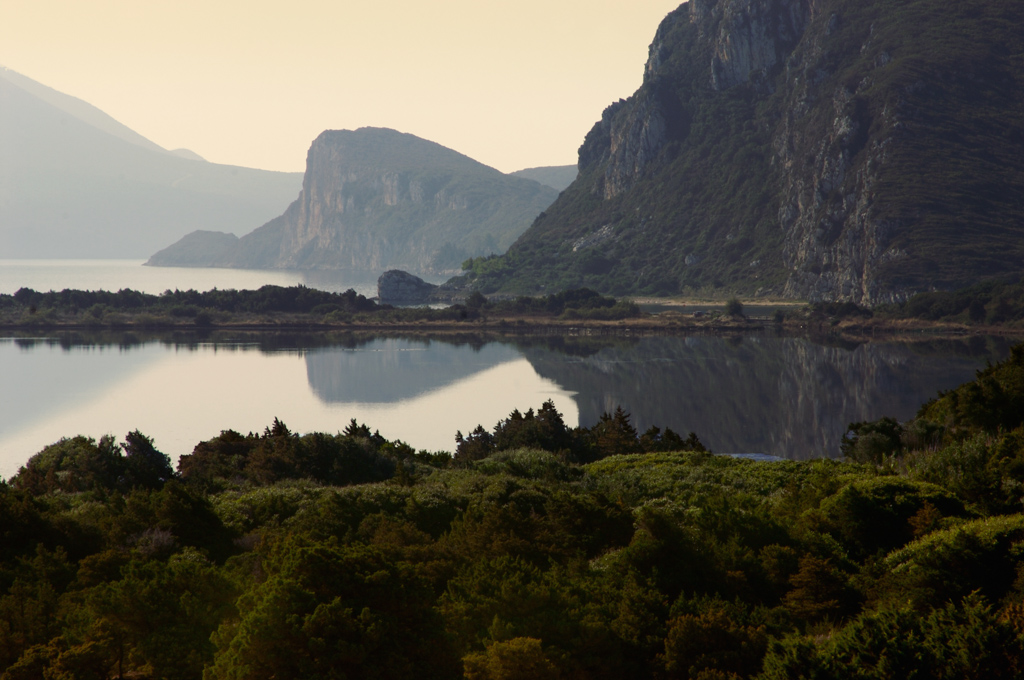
[4,344,1024,678]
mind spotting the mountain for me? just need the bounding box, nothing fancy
[509,165,578,192]
[0,67,302,259]
[454,0,1024,305]
[148,128,559,274]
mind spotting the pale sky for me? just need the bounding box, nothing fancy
[0,0,682,174]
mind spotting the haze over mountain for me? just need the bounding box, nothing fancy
[148,128,559,274]
[0,68,302,259]
[457,0,1024,304]
[509,165,578,192]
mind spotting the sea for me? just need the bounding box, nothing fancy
[0,259,400,298]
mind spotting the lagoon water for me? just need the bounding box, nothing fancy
[0,330,1010,478]
[0,335,579,478]
[0,260,1012,476]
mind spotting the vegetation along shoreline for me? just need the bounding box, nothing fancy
[4,280,1024,340]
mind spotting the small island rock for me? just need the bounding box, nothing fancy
[377,270,438,305]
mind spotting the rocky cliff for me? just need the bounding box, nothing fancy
[149,128,558,274]
[458,0,1024,304]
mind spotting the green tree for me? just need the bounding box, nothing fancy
[207,541,460,680]
[761,595,1024,680]
[586,407,641,460]
[12,436,122,494]
[464,637,560,680]
[455,425,496,465]
[492,402,574,455]
[782,555,856,623]
[466,291,488,310]
[841,417,904,464]
[59,555,235,680]
[122,430,173,490]
[662,608,767,679]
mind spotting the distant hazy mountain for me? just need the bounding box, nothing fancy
[509,165,578,192]
[168,148,206,162]
[0,67,302,259]
[149,128,559,274]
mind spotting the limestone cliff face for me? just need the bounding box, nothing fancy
[759,1,882,303]
[773,73,896,303]
[153,128,558,274]
[586,0,810,200]
[482,0,1024,304]
[693,0,809,91]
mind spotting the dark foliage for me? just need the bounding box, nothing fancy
[5,343,1024,678]
[478,287,641,320]
[3,284,379,317]
[11,432,172,495]
[810,301,874,320]
[455,401,705,465]
[0,284,644,328]
[724,298,744,317]
[883,276,1024,325]
[841,417,903,463]
[178,418,408,490]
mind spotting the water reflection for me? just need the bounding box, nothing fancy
[0,332,576,478]
[0,338,164,441]
[514,334,1009,459]
[305,339,522,403]
[0,330,1012,478]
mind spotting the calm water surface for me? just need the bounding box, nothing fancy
[0,259,447,297]
[0,332,1010,478]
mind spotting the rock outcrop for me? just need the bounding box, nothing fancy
[149,128,558,275]
[459,0,1024,305]
[377,269,438,305]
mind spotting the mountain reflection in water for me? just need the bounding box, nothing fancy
[0,331,1011,474]
[305,338,522,403]
[514,334,1009,459]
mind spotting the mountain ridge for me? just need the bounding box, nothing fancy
[148,128,559,274]
[509,165,578,192]
[0,68,302,259]
[454,0,1024,305]
[0,66,173,157]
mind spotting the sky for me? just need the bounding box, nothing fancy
[0,0,683,174]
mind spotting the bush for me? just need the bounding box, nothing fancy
[841,417,904,463]
[724,298,744,317]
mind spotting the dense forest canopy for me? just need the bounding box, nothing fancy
[3,342,1024,678]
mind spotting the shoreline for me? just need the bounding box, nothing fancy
[3,313,1023,341]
